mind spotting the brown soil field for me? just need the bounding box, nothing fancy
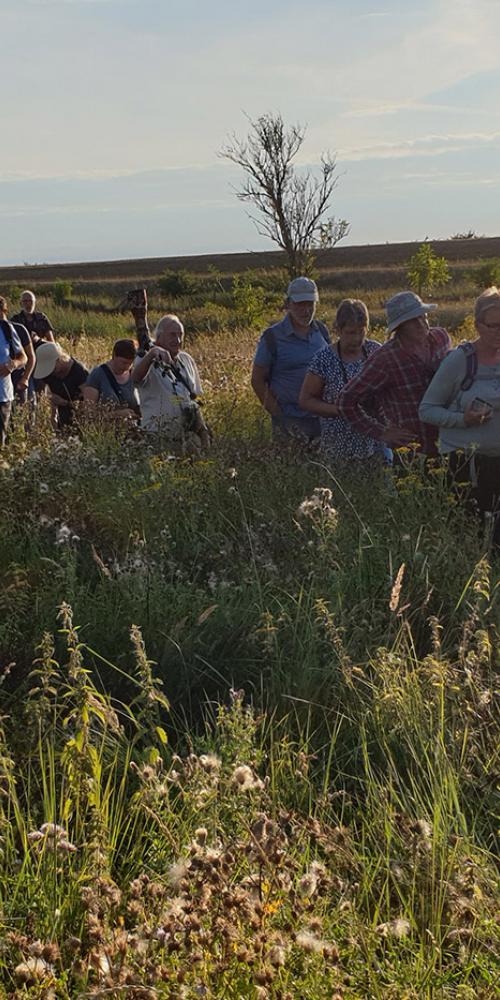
[1,236,499,286]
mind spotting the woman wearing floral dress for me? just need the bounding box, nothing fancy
[299,299,389,467]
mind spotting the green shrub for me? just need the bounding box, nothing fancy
[407,243,451,297]
[51,279,73,305]
[473,258,500,290]
[157,268,199,299]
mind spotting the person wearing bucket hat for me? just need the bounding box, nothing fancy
[251,276,331,441]
[34,342,88,429]
[337,290,451,455]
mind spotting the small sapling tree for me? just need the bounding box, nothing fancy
[407,243,450,297]
[219,112,349,278]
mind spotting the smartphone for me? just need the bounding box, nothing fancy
[471,397,493,415]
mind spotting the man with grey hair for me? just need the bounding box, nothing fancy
[252,276,330,441]
[11,290,54,346]
[338,291,451,455]
[132,309,208,446]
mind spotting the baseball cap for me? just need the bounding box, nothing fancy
[286,276,319,303]
[386,291,437,334]
[34,342,63,379]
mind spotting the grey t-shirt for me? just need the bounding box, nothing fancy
[419,346,500,456]
[86,364,140,410]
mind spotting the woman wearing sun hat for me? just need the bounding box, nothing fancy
[337,291,451,456]
[34,342,88,429]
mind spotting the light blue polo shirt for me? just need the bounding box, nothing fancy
[0,322,22,403]
[254,314,330,418]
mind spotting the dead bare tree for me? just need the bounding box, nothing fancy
[219,112,349,277]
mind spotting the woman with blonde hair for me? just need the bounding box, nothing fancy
[419,286,500,545]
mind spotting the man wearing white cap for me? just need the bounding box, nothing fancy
[337,291,451,455]
[252,276,330,440]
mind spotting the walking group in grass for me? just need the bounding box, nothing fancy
[1,278,500,545]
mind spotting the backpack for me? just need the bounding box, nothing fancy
[0,319,17,360]
[263,319,331,365]
[457,342,478,391]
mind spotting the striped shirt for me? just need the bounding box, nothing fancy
[337,327,451,455]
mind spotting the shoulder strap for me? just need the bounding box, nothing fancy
[263,327,277,362]
[457,342,478,391]
[99,363,126,403]
[316,320,331,345]
[0,319,15,359]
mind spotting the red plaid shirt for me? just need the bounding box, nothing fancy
[338,327,451,455]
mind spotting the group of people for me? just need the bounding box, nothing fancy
[252,275,500,544]
[0,289,207,448]
[1,276,500,544]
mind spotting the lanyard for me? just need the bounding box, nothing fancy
[336,343,368,386]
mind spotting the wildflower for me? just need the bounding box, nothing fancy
[411,818,432,840]
[298,870,318,897]
[268,944,286,967]
[376,917,411,939]
[168,859,190,888]
[295,930,328,954]
[199,752,222,773]
[14,958,50,985]
[231,764,263,792]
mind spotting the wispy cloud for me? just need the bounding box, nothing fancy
[341,131,500,162]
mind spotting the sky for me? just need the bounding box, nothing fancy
[1,0,500,264]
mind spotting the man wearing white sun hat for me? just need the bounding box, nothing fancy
[338,291,451,455]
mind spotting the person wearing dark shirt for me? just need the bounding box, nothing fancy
[11,290,54,346]
[33,342,88,429]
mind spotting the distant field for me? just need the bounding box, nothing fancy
[1,235,500,285]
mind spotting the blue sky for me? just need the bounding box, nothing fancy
[2,0,499,264]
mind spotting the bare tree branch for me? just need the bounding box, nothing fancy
[219,112,350,276]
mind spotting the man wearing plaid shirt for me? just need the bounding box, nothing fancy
[338,291,451,455]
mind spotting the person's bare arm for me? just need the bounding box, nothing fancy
[81,385,100,405]
[17,339,36,389]
[251,363,281,416]
[299,372,339,417]
[0,349,27,377]
[132,346,172,384]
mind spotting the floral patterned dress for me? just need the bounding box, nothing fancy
[308,340,387,463]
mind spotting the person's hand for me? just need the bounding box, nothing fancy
[148,346,172,365]
[380,425,416,447]
[464,403,493,427]
[0,362,13,377]
[16,378,29,393]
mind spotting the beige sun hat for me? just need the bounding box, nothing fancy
[34,342,63,379]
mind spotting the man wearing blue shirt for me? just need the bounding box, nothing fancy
[0,296,28,446]
[252,276,330,440]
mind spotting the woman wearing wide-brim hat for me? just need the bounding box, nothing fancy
[34,342,88,429]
